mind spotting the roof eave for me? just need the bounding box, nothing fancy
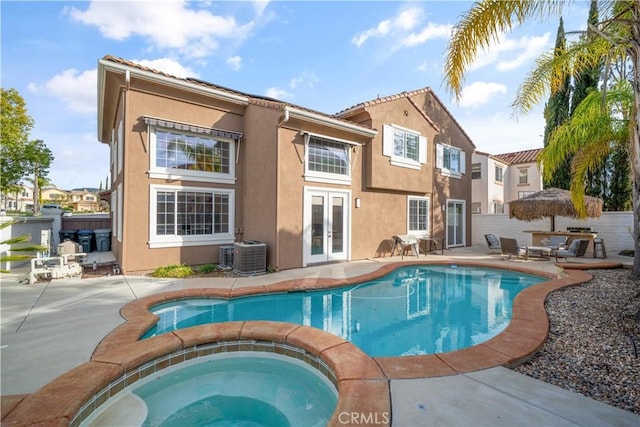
[287,106,377,138]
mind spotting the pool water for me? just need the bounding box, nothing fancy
[144,265,545,357]
[134,354,337,426]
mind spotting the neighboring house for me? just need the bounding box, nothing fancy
[471,149,543,215]
[1,184,34,212]
[69,189,101,212]
[41,187,70,205]
[97,55,475,274]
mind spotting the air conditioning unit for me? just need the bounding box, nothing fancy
[233,241,267,275]
[219,245,235,267]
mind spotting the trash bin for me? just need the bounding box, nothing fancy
[94,229,112,252]
[59,229,77,243]
[77,229,94,253]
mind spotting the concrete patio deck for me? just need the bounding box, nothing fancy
[1,245,638,426]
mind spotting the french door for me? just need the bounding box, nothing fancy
[303,188,350,265]
[446,200,465,248]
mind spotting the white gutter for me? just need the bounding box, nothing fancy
[286,106,377,138]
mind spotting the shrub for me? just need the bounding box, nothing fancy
[198,264,219,274]
[150,264,193,278]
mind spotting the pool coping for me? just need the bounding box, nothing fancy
[1,260,595,427]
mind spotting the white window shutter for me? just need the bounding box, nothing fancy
[436,144,444,168]
[382,125,393,157]
[418,136,427,164]
[460,150,466,174]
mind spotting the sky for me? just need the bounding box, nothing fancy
[1,0,591,191]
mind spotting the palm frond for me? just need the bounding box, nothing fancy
[444,0,564,99]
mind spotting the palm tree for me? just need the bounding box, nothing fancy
[0,219,48,273]
[444,0,640,275]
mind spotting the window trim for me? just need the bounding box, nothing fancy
[302,132,353,185]
[436,143,465,178]
[383,124,427,170]
[407,196,430,237]
[494,165,504,183]
[148,184,235,248]
[518,167,529,185]
[148,123,237,184]
[471,163,481,179]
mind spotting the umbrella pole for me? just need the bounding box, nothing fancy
[551,216,555,232]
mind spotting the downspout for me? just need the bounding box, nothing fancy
[120,69,130,272]
[275,108,290,271]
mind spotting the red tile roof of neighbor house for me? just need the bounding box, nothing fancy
[101,55,375,132]
[492,148,542,165]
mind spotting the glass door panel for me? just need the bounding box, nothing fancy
[311,195,325,255]
[331,196,344,253]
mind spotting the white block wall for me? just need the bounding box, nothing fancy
[472,212,634,254]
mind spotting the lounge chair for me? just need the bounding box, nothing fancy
[499,237,527,260]
[484,234,501,252]
[555,239,590,262]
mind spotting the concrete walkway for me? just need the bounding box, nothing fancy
[1,247,638,426]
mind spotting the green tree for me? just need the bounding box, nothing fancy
[23,139,54,215]
[1,88,34,192]
[543,17,572,189]
[444,0,640,276]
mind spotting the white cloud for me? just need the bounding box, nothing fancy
[67,1,255,58]
[401,23,452,47]
[289,72,319,89]
[40,68,97,115]
[265,87,293,100]
[471,33,551,72]
[226,56,242,71]
[352,6,423,47]
[457,81,507,109]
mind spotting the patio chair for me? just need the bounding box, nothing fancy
[545,235,568,251]
[555,239,590,262]
[484,234,501,252]
[499,237,527,260]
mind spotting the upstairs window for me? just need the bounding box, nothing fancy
[518,167,528,184]
[471,163,481,179]
[146,117,240,184]
[382,125,427,170]
[495,165,504,183]
[436,144,465,178]
[303,132,352,185]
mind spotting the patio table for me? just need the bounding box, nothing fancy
[525,245,553,260]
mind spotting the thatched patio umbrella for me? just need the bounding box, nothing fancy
[508,188,603,231]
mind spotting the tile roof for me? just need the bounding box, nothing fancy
[492,148,542,165]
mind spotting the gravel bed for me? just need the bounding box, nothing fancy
[514,268,640,415]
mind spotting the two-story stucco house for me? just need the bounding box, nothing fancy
[471,149,543,215]
[97,55,475,274]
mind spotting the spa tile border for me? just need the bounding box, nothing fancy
[2,261,598,427]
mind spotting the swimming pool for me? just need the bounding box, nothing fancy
[83,352,337,427]
[144,265,545,357]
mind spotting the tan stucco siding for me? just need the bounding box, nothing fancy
[241,104,280,270]
[117,86,245,273]
[363,97,436,193]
